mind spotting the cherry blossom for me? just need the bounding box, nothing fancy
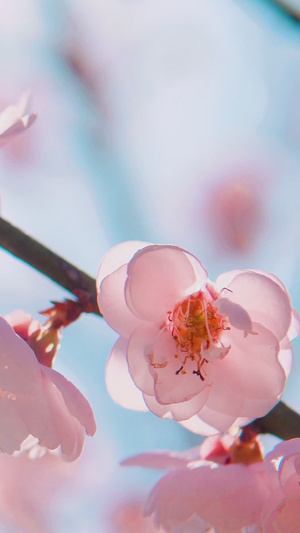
[123,434,270,533]
[0,93,36,146]
[259,438,300,532]
[0,448,75,533]
[124,436,300,533]
[97,242,298,434]
[0,314,96,460]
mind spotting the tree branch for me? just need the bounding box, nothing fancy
[0,217,101,316]
[270,0,300,22]
[245,401,300,440]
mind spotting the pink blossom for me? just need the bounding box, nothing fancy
[0,448,75,533]
[0,314,96,460]
[123,435,271,533]
[0,93,37,146]
[258,438,300,532]
[109,497,169,533]
[97,242,297,434]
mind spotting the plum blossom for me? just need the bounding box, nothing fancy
[123,434,270,533]
[123,436,300,533]
[97,242,298,434]
[0,447,76,533]
[0,93,36,146]
[0,314,96,460]
[258,438,300,532]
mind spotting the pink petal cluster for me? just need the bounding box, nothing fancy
[123,434,270,533]
[0,314,96,460]
[259,438,300,532]
[124,437,300,533]
[0,93,36,146]
[97,242,298,434]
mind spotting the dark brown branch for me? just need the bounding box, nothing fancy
[0,217,101,316]
[245,401,300,441]
[271,0,300,21]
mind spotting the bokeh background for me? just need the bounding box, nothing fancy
[0,0,300,531]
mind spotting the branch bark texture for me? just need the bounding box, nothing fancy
[0,217,101,315]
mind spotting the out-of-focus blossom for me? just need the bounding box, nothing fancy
[205,172,265,255]
[123,434,270,533]
[0,315,96,460]
[124,437,300,533]
[5,309,61,368]
[0,93,36,146]
[259,438,300,532]
[109,497,168,533]
[97,242,298,434]
[0,448,75,533]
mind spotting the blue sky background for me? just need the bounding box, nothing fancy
[0,0,300,530]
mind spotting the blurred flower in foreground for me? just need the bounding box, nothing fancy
[124,436,300,533]
[0,314,96,460]
[259,438,300,532]
[0,93,36,146]
[0,448,75,533]
[109,497,168,533]
[97,242,298,435]
[123,433,268,533]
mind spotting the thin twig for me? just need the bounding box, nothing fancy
[0,217,101,316]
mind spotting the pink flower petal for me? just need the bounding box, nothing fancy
[0,397,29,453]
[219,271,292,341]
[42,367,97,437]
[179,415,222,436]
[97,241,150,287]
[144,389,212,422]
[194,405,239,434]
[0,94,36,146]
[0,318,41,395]
[215,297,255,336]
[143,394,172,419]
[122,451,189,470]
[288,309,300,341]
[106,337,148,412]
[169,389,211,421]
[98,264,144,336]
[278,337,293,379]
[215,324,284,400]
[127,324,160,396]
[39,371,86,460]
[125,245,207,322]
[145,463,267,531]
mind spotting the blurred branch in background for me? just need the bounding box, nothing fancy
[0,217,101,316]
[270,0,300,21]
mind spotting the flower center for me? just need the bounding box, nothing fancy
[168,289,229,380]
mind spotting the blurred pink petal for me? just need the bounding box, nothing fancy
[259,438,300,532]
[0,93,37,146]
[0,449,75,533]
[125,435,268,532]
[98,242,297,434]
[0,315,96,460]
